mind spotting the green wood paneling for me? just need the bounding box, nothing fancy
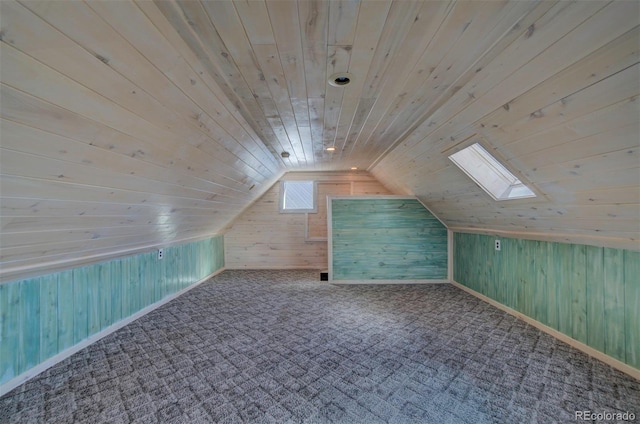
[532,241,547,325]
[22,279,40,371]
[331,199,447,280]
[586,246,605,353]
[571,245,587,344]
[111,259,123,324]
[0,236,224,386]
[0,284,7,382]
[39,275,58,361]
[72,268,89,344]
[604,248,625,362]
[120,259,131,320]
[454,232,638,371]
[624,250,640,368]
[57,271,74,352]
[546,242,558,331]
[1,283,19,382]
[98,263,112,331]
[86,265,101,337]
[556,243,573,337]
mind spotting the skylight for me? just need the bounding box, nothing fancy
[449,143,536,201]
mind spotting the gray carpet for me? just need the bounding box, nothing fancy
[1,270,638,423]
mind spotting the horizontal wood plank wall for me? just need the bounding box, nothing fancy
[0,236,224,388]
[372,2,639,250]
[0,1,281,282]
[332,198,447,280]
[224,172,390,269]
[453,232,639,371]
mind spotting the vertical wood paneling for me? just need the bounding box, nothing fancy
[128,255,140,316]
[72,268,89,345]
[532,241,547,325]
[498,237,509,307]
[585,246,605,352]
[39,275,58,361]
[331,198,447,280]
[571,245,587,344]
[57,271,74,352]
[120,259,131,321]
[1,284,19,382]
[140,252,154,309]
[225,173,390,269]
[86,265,101,337]
[21,279,40,371]
[0,236,224,387]
[624,250,640,369]
[546,242,558,331]
[110,260,123,325]
[603,248,626,362]
[556,243,573,337]
[98,263,112,331]
[454,232,638,370]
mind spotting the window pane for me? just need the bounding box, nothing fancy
[449,143,536,201]
[282,181,314,210]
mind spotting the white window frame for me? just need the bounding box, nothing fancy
[279,180,318,213]
[449,142,536,201]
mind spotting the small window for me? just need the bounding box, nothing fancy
[279,181,317,213]
[449,143,536,201]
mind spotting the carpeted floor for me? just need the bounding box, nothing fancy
[1,270,638,423]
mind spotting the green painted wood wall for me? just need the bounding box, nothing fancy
[331,199,447,280]
[453,232,639,370]
[0,236,224,386]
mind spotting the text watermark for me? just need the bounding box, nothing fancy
[575,411,636,422]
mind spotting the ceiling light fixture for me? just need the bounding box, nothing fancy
[350,167,358,170]
[281,151,290,158]
[326,146,336,152]
[328,72,353,87]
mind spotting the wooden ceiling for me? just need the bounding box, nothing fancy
[0,0,638,280]
[154,0,559,171]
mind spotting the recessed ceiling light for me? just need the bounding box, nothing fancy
[350,167,358,170]
[328,72,353,87]
[326,146,336,152]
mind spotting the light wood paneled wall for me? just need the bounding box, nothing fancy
[0,1,281,282]
[453,232,639,371]
[0,236,224,391]
[372,3,640,250]
[224,172,390,269]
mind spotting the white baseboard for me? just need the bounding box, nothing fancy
[331,279,449,285]
[0,267,226,398]
[450,280,640,381]
[224,266,325,270]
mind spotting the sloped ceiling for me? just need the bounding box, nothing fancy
[0,0,638,280]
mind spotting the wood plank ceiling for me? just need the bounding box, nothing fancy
[0,0,638,280]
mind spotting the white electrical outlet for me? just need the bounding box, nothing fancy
[158,248,164,260]
[495,240,501,251]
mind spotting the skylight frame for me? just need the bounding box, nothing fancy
[448,143,536,201]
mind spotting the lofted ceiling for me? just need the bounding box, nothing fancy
[0,0,638,280]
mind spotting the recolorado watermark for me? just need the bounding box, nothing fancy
[575,411,636,421]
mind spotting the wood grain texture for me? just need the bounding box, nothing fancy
[624,249,640,369]
[1,0,638,282]
[331,198,447,280]
[454,232,639,371]
[0,0,279,281]
[0,236,224,387]
[224,172,390,269]
[372,2,639,248]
